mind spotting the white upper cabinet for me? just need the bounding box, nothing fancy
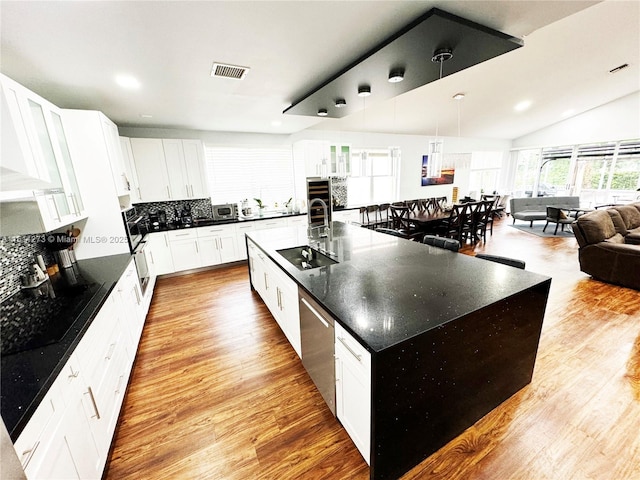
[129,138,172,202]
[100,115,129,196]
[128,138,209,203]
[119,137,141,203]
[0,75,87,234]
[294,140,350,178]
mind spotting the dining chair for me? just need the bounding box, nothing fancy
[378,203,391,228]
[475,253,526,269]
[422,234,460,252]
[543,206,574,235]
[389,204,423,241]
[473,200,495,242]
[438,203,470,242]
[463,201,484,243]
[366,205,379,229]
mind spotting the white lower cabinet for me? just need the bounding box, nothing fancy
[335,322,371,464]
[146,232,174,275]
[235,222,255,260]
[197,224,237,266]
[14,258,146,479]
[168,230,201,271]
[247,238,301,357]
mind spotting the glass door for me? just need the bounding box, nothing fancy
[51,112,84,214]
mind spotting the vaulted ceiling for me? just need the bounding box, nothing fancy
[1,1,637,140]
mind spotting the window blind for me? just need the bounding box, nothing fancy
[204,145,294,206]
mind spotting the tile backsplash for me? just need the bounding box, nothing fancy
[133,198,212,223]
[0,235,52,303]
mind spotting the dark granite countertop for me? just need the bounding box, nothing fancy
[1,253,132,441]
[246,221,551,353]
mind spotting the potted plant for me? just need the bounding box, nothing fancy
[285,197,293,214]
[254,198,266,216]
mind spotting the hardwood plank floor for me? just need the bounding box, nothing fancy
[106,217,640,480]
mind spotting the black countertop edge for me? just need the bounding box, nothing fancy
[1,253,133,441]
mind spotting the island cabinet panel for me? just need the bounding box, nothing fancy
[370,282,551,480]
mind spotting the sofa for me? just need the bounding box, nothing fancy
[510,196,580,227]
[571,203,640,290]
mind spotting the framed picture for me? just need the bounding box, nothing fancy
[421,155,455,186]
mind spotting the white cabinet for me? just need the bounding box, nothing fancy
[0,74,52,190]
[168,229,201,271]
[128,138,209,203]
[146,232,174,275]
[235,222,255,260]
[335,322,371,464]
[293,140,351,178]
[163,139,208,200]
[286,215,307,228]
[129,138,171,202]
[100,115,129,196]
[120,137,141,203]
[197,224,237,266]
[0,76,86,234]
[247,238,301,357]
[13,258,147,480]
[332,209,360,224]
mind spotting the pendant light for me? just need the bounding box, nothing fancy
[426,48,453,178]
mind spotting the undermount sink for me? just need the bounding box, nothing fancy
[277,246,338,270]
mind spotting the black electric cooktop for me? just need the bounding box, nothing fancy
[1,267,104,356]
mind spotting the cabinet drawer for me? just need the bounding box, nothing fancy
[335,323,371,373]
[168,229,198,240]
[196,224,235,238]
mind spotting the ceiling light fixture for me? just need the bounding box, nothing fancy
[115,74,140,89]
[514,100,532,112]
[388,69,404,83]
[335,98,347,108]
[358,85,371,97]
[139,114,153,118]
[317,108,328,117]
[452,92,465,100]
[426,47,453,178]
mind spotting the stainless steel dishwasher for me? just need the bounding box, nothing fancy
[299,287,336,415]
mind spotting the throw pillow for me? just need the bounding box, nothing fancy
[559,210,567,219]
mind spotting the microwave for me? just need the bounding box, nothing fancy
[212,203,238,221]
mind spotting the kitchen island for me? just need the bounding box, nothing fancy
[246,221,551,480]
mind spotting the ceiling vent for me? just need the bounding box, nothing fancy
[211,62,249,80]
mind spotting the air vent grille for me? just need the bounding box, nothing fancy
[211,62,249,80]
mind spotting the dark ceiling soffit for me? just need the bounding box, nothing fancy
[283,8,523,118]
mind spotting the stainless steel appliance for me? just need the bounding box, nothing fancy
[212,203,238,221]
[133,240,150,296]
[299,288,336,415]
[122,206,147,253]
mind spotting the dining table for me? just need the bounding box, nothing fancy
[408,209,451,233]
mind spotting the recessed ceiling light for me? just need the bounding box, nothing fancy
[514,100,532,112]
[452,93,465,100]
[115,74,140,89]
[388,69,404,83]
[271,120,282,127]
[317,108,328,117]
[358,85,371,97]
[139,114,153,118]
[562,109,575,118]
[335,99,347,108]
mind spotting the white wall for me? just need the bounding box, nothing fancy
[119,126,513,204]
[512,91,640,148]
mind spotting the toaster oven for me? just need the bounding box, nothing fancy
[212,203,238,221]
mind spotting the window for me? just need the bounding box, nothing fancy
[204,145,295,207]
[348,148,398,205]
[468,151,503,195]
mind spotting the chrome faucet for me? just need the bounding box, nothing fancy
[307,198,329,238]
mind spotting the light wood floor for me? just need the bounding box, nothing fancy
[106,217,640,480]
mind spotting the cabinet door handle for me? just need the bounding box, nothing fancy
[164,234,168,247]
[68,365,80,378]
[20,441,40,469]
[195,241,199,253]
[149,251,155,264]
[175,233,190,237]
[48,195,61,221]
[105,342,116,360]
[301,297,329,328]
[115,374,124,395]
[337,336,363,362]
[137,187,141,199]
[264,272,268,290]
[133,285,141,304]
[85,387,101,419]
[166,186,170,198]
[69,193,80,215]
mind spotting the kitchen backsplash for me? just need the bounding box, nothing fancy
[331,177,347,207]
[0,235,52,303]
[133,198,212,223]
